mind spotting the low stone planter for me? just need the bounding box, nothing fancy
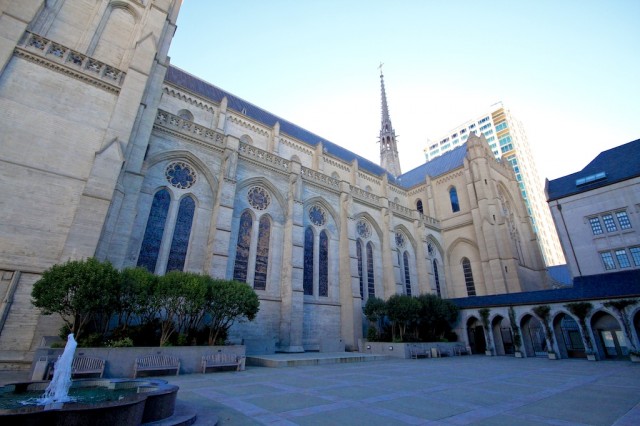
[363,341,465,358]
[630,354,640,363]
[547,352,558,360]
[31,345,246,379]
[485,350,493,356]
[586,353,597,361]
[514,351,523,358]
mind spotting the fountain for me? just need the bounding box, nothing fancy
[0,335,186,425]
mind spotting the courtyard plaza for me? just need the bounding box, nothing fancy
[1,355,639,425]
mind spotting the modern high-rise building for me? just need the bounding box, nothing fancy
[424,102,565,266]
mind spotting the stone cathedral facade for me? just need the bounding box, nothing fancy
[0,0,547,364]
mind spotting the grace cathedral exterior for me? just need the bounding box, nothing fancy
[0,0,548,364]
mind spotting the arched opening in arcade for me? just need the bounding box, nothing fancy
[521,314,547,357]
[591,311,629,359]
[491,315,514,355]
[466,317,486,354]
[553,312,586,359]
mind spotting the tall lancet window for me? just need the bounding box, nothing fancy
[449,187,460,212]
[233,186,273,289]
[303,205,330,297]
[433,259,441,298]
[356,219,376,300]
[166,196,195,272]
[462,258,476,296]
[366,242,375,298]
[403,251,412,296]
[356,240,364,298]
[138,189,170,272]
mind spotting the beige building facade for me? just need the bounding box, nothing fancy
[0,0,547,368]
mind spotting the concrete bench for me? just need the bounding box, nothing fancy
[71,356,106,378]
[134,355,180,378]
[201,353,245,373]
[409,346,430,359]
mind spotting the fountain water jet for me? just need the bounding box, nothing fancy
[38,333,77,405]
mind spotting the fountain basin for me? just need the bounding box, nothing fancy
[0,378,178,425]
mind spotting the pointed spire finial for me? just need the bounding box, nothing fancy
[378,65,401,177]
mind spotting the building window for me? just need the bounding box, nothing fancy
[589,217,603,235]
[602,214,617,232]
[367,242,375,298]
[166,196,195,272]
[253,216,271,290]
[630,247,640,266]
[615,249,631,268]
[303,227,314,295]
[462,258,476,296]
[449,187,460,213]
[319,230,329,297]
[137,189,171,272]
[356,240,364,298]
[600,252,616,270]
[616,211,632,229]
[403,251,412,296]
[433,260,441,298]
[233,211,253,283]
[495,122,508,131]
[416,199,424,214]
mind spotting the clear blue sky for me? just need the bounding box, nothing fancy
[168,0,640,183]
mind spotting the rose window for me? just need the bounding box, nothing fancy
[356,220,371,239]
[165,161,196,189]
[247,186,271,210]
[395,232,405,248]
[309,205,327,226]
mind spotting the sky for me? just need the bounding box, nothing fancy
[168,0,640,184]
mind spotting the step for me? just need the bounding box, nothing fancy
[246,352,388,368]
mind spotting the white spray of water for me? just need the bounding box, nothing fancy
[39,333,77,405]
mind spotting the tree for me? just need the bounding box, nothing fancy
[508,307,522,353]
[363,296,386,340]
[478,308,493,354]
[532,305,555,355]
[564,302,594,353]
[204,279,260,345]
[415,294,459,341]
[31,258,120,341]
[385,294,421,341]
[117,267,158,330]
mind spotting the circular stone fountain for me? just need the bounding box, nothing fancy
[0,335,186,425]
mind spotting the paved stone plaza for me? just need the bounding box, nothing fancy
[167,356,640,426]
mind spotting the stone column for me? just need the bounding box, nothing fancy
[208,136,240,277]
[339,182,361,351]
[412,215,430,295]
[278,160,304,352]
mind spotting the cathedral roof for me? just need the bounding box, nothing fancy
[165,66,395,182]
[395,144,468,188]
[546,138,640,201]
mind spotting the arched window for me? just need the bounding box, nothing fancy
[449,187,460,213]
[303,227,314,295]
[366,242,375,298]
[166,196,195,272]
[433,260,441,298]
[319,230,329,297]
[356,240,364,298]
[403,251,412,296]
[233,211,253,283]
[137,189,171,272]
[254,216,271,290]
[416,199,424,214]
[462,258,476,296]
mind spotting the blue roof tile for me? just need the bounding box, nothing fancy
[165,66,396,181]
[396,144,468,188]
[547,138,640,201]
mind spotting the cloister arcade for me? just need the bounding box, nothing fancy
[460,301,640,360]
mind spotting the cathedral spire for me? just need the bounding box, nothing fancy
[378,64,401,177]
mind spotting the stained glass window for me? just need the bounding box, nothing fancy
[309,205,326,226]
[357,220,371,239]
[428,242,434,256]
[303,227,314,295]
[166,196,195,272]
[462,258,476,296]
[233,211,252,282]
[165,161,196,189]
[357,240,363,298]
[137,189,170,272]
[416,199,424,214]
[403,251,411,296]
[395,232,405,248]
[367,242,375,298]
[433,260,441,297]
[247,186,271,210]
[450,187,460,213]
[319,230,328,297]
[254,215,270,290]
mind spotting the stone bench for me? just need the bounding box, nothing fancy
[201,353,245,373]
[71,356,106,378]
[134,355,180,378]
